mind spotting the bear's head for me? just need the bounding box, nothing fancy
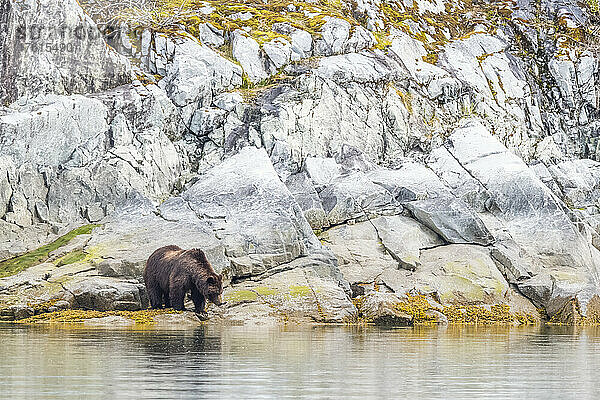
[205,273,224,306]
[189,248,224,306]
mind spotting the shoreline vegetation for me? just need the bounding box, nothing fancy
[3,294,594,327]
[12,308,182,325]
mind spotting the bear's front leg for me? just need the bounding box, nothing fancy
[190,286,206,314]
[163,291,171,309]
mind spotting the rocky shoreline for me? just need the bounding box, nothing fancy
[3,297,540,327]
[1,0,600,326]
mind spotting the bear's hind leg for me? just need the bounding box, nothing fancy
[169,286,186,311]
[147,284,164,309]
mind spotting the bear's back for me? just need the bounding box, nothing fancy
[145,245,186,279]
[180,248,214,275]
[145,246,215,280]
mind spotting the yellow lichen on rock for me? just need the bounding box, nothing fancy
[54,250,87,267]
[27,299,59,314]
[289,285,313,297]
[350,293,539,326]
[393,294,440,324]
[373,32,391,50]
[442,304,535,325]
[253,287,278,296]
[108,0,361,45]
[16,309,181,325]
[224,289,259,303]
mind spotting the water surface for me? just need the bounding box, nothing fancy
[1,324,599,399]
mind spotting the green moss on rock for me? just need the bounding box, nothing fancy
[289,285,313,297]
[55,250,87,267]
[351,294,539,326]
[0,224,101,278]
[225,290,259,303]
[254,287,278,296]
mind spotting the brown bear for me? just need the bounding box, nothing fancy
[143,245,223,318]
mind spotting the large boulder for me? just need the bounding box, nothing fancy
[66,277,148,311]
[215,264,355,325]
[442,119,600,316]
[232,31,270,83]
[371,216,443,271]
[320,220,398,286]
[314,17,350,56]
[175,146,327,277]
[368,163,494,245]
[318,171,398,225]
[359,292,414,326]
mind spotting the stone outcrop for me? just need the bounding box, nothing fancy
[141,31,242,123]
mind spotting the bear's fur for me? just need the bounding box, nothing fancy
[143,245,223,314]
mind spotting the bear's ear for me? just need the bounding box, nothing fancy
[193,248,204,256]
[190,248,208,262]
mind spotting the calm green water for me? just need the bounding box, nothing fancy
[1,324,600,399]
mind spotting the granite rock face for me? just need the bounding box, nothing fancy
[0,0,131,105]
[0,83,182,259]
[141,32,242,123]
[232,31,271,83]
[2,0,600,324]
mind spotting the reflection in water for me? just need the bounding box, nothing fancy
[1,324,600,399]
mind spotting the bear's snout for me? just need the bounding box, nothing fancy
[210,294,225,306]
